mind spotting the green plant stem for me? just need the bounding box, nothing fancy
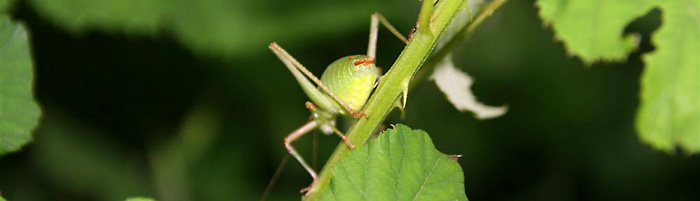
[411,0,508,90]
[303,0,467,200]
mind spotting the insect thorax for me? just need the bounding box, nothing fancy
[311,109,337,135]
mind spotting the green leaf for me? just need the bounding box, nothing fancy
[317,124,467,201]
[637,0,700,153]
[0,16,41,156]
[536,0,655,63]
[537,0,700,153]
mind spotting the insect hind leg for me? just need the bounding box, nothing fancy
[367,12,410,58]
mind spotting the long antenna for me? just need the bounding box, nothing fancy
[260,155,290,201]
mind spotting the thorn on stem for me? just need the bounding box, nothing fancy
[351,110,368,118]
[448,155,463,161]
[408,26,417,42]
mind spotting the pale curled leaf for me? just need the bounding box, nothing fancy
[430,54,507,119]
[436,6,471,50]
[317,124,467,201]
[0,16,41,156]
[468,0,485,12]
[434,0,483,51]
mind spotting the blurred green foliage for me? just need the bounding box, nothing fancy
[27,0,410,57]
[125,197,157,201]
[0,15,40,155]
[0,0,698,201]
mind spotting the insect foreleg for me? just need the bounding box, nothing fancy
[269,43,336,110]
[365,13,412,110]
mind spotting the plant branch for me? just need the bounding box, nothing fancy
[410,0,508,90]
[303,0,467,200]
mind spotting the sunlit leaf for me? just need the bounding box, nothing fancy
[536,0,655,63]
[0,16,41,156]
[637,0,700,153]
[317,124,467,201]
[537,0,700,153]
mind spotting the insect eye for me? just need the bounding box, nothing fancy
[353,60,363,66]
[353,57,375,66]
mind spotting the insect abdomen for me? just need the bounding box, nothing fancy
[319,55,378,114]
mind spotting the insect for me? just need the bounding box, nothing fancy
[267,12,409,193]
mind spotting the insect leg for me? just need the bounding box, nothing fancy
[284,120,320,182]
[306,102,355,150]
[367,12,410,57]
[328,126,355,150]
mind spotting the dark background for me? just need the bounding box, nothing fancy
[1,0,699,200]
